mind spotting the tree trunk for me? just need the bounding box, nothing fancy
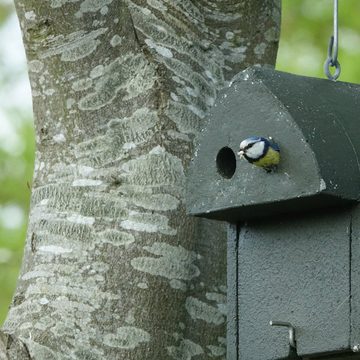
[1,1,280,358]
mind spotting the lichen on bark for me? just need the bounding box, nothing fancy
[1,0,280,358]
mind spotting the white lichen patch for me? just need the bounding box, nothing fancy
[121,146,185,189]
[172,76,185,85]
[97,229,135,247]
[225,31,234,40]
[320,178,327,191]
[146,0,167,11]
[72,179,103,186]
[205,70,217,83]
[103,326,150,349]
[5,301,42,326]
[125,308,136,324]
[110,34,123,47]
[72,78,93,91]
[205,292,226,304]
[28,60,44,73]
[78,54,157,110]
[220,42,248,64]
[162,57,216,99]
[167,339,204,360]
[25,280,118,304]
[76,0,113,17]
[66,98,76,109]
[145,38,173,58]
[121,211,176,235]
[254,43,267,57]
[170,92,179,101]
[19,322,33,330]
[38,245,73,254]
[49,297,95,314]
[131,242,200,280]
[53,133,66,143]
[105,107,158,149]
[49,0,80,8]
[185,86,198,97]
[25,10,36,20]
[44,88,55,96]
[185,297,225,325]
[141,7,151,15]
[207,344,225,357]
[165,101,202,135]
[130,193,180,211]
[27,341,63,360]
[122,142,137,150]
[167,130,190,142]
[149,145,164,155]
[32,89,42,98]
[92,18,105,27]
[209,288,226,312]
[78,165,95,177]
[205,96,215,106]
[22,270,54,281]
[265,27,279,42]
[187,104,205,119]
[66,214,95,225]
[169,279,187,291]
[272,6,281,27]
[39,297,50,305]
[137,282,148,289]
[40,28,108,62]
[100,5,108,15]
[34,316,55,331]
[90,64,104,78]
[128,4,222,82]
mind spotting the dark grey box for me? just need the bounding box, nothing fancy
[187,67,360,223]
[187,68,360,359]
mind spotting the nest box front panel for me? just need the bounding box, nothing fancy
[236,212,351,360]
[187,72,321,222]
[187,68,360,222]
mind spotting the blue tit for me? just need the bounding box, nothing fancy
[237,136,280,172]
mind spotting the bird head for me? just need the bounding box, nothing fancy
[237,136,266,160]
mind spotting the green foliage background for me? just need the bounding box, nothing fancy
[278,0,360,82]
[0,0,360,324]
[0,0,35,325]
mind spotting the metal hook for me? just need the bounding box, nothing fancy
[324,0,341,81]
[324,37,341,81]
[270,320,296,349]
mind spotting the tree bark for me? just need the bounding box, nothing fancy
[2,0,280,358]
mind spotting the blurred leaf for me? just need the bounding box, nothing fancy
[0,0,34,325]
[0,122,33,324]
[0,4,12,26]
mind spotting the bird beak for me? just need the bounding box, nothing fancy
[237,150,244,158]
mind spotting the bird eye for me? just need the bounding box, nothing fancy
[244,143,254,150]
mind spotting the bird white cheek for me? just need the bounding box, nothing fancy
[246,141,265,159]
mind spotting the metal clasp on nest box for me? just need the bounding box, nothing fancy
[270,321,296,349]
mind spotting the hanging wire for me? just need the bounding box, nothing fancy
[324,0,341,81]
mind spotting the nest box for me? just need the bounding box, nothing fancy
[187,67,360,223]
[187,67,360,359]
